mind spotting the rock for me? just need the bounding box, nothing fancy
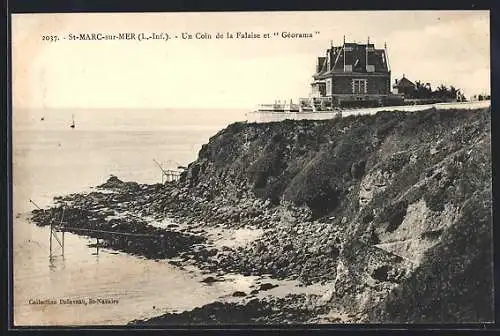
[207,249,218,257]
[232,291,247,297]
[98,175,124,189]
[371,265,390,282]
[201,276,218,283]
[259,283,278,291]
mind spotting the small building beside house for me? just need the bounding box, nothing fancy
[309,38,393,108]
[392,75,416,97]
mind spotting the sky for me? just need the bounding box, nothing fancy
[12,11,490,109]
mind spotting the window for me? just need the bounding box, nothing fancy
[344,64,353,72]
[366,65,375,72]
[326,79,332,96]
[352,79,367,94]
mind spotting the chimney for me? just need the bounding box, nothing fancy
[366,36,369,68]
[343,35,346,71]
[326,50,331,71]
[316,57,325,73]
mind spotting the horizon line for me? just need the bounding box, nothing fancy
[12,106,255,111]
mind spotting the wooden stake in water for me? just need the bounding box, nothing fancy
[49,220,53,255]
[153,159,168,184]
[60,207,65,256]
[29,199,42,210]
[49,206,66,257]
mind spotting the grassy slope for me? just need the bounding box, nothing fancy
[179,107,492,322]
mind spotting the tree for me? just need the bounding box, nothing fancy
[414,80,432,99]
[449,86,458,100]
[407,79,464,102]
[434,84,448,100]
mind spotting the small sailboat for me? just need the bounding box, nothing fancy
[70,114,75,129]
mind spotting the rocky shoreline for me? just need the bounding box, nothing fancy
[30,107,493,324]
[31,175,346,324]
[129,294,333,325]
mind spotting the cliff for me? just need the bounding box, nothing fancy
[177,107,493,323]
[32,106,493,324]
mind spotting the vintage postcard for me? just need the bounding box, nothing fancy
[11,10,492,326]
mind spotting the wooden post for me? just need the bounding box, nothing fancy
[29,199,42,210]
[60,206,65,256]
[153,159,170,184]
[49,221,53,256]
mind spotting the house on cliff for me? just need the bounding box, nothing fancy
[310,38,392,107]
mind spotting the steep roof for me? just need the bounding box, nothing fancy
[316,57,327,74]
[394,77,415,88]
[313,42,389,79]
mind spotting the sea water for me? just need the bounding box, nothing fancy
[12,107,251,326]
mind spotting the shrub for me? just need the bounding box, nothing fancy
[386,200,409,233]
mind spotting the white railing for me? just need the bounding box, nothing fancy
[247,100,490,124]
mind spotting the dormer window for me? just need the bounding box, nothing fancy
[326,79,332,96]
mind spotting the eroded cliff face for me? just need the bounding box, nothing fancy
[179,107,493,323]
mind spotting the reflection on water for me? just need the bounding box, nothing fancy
[48,255,66,272]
